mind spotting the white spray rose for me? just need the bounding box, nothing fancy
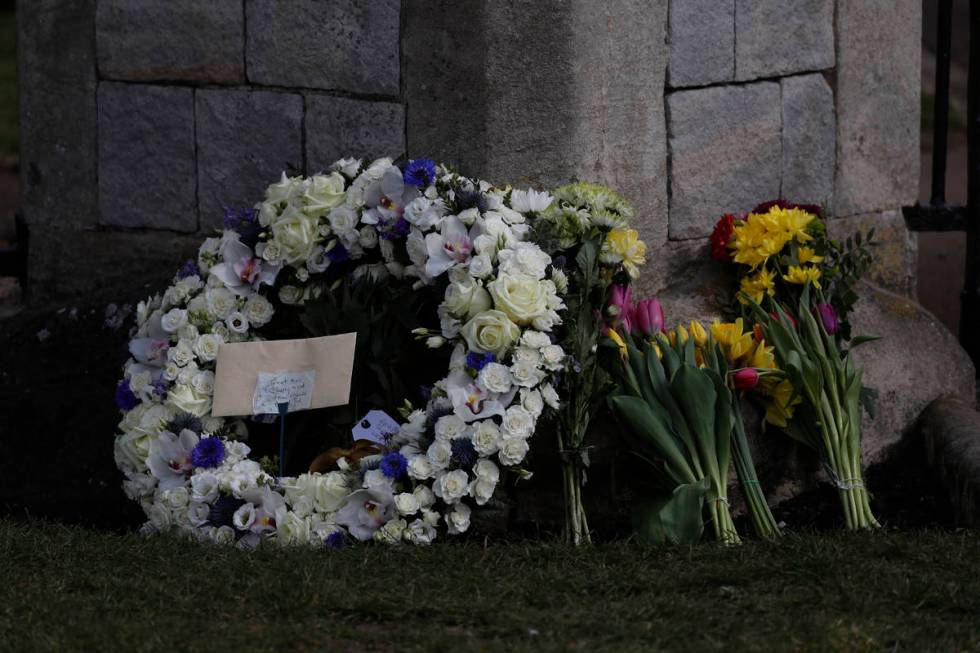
[471,420,501,456]
[497,436,530,466]
[394,492,421,516]
[434,469,470,504]
[161,308,188,333]
[193,333,224,363]
[445,503,471,535]
[244,294,274,327]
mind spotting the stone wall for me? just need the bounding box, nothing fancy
[19,0,921,302]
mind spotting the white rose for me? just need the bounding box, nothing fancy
[473,459,500,483]
[511,359,545,388]
[187,501,210,527]
[472,233,498,256]
[270,205,318,265]
[413,484,436,509]
[460,310,521,357]
[191,370,215,396]
[444,503,471,535]
[177,323,199,342]
[434,469,470,504]
[443,279,492,320]
[540,344,565,371]
[497,436,530,466]
[166,383,211,417]
[488,273,548,325]
[163,486,190,510]
[122,472,156,500]
[243,295,274,327]
[422,508,441,528]
[469,254,494,279]
[304,172,347,215]
[205,287,237,320]
[374,518,407,545]
[193,333,224,363]
[520,388,544,418]
[146,503,172,531]
[279,285,304,306]
[406,519,436,546]
[501,406,534,438]
[277,510,311,546]
[161,308,188,333]
[408,453,436,479]
[358,225,379,249]
[314,472,349,513]
[426,441,452,471]
[434,414,467,441]
[470,477,496,505]
[331,157,362,178]
[471,420,501,456]
[394,492,421,516]
[477,362,513,394]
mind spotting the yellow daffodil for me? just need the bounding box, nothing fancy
[601,228,647,278]
[607,329,628,358]
[745,339,777,369]
[711,319,754,362]
[797,246,824,265]
[761,378,798,427]
[783,265,821,288]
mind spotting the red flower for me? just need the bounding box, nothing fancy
[710,214,738,262]
[732,368,760,391]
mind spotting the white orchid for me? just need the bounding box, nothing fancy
[209,238,280,297]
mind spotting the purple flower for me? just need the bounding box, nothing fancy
[177,258,200,279]
[466,351,495,372]
[191,437,226,469]
[114,379,139,411]
[403,159,437,188]
[379,452,408,479]
[379,216,411,241]
[814,303,839,335]
[324,531,347,549]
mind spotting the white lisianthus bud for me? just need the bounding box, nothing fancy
[426,336,445,349]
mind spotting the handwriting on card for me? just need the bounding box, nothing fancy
[351,410,401,445]
[253,370,316,415]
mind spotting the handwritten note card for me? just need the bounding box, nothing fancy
[253,370,316,415]
[351,410,401,444]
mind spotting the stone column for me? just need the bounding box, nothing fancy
[404,0,669,247]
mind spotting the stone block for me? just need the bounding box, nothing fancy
[667,0,734,88]
[246,0,399,95]
[405,0,669,246]
[835,1,921,216]
[828,210,917,297]
[18,0,99,299]
[667,82,781,240]
[919,397,980,527]
[781,73,834,209]
[195,89,303,228]
[735,0,834,81]
[96,0,244,84]
[305,96,405,173]
[98,83,197,232]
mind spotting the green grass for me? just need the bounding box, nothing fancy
[1,520,979,652]
[0,9,16,158]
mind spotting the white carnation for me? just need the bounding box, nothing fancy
[477,362,513,394]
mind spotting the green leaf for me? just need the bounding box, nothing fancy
[848,335,881,349]
[632,479,709,546]
[609,395,695,485]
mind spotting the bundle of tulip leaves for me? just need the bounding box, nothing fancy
[606,324,781,545]
[747,286,879,530]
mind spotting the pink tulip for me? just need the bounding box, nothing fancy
[631,298,665,336]
[814,303,839,335]
[732,368,759,391]
[608,284,632,319]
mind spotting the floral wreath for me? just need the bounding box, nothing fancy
[111,156,608,548]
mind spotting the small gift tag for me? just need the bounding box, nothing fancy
[352,410,400,445]
[253,370,316,415]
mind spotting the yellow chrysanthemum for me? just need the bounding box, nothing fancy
[730,207,817,269]
[797,246,823,265]
[769,207,815,244]
[601,228,647,278]
[738,267,777,305]
[782,265,821,288]
[711,319,754,362]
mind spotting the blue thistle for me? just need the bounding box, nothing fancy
[465,351,495,372]
[324,531,347,549]
[451,438,478,469]
[326,242,349,263]
[208,496,245,528]
[379,452,408,479]
[177,258,200,279]
[191,437,226,469]
[165,413,203,435]
[403,158,436,188]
